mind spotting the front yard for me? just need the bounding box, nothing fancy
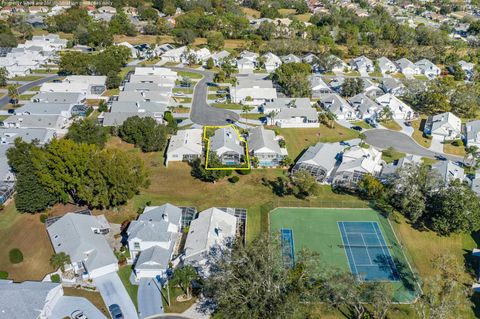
[118,266,138,309]
[411,116,432,148]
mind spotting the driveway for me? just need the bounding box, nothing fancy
[51,296,107,319]
[169,67,239,125]
[0,74,61,108]
[94,272,139,319]
[138,278,164,319]
[364,129,463,162]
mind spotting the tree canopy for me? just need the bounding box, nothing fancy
[118,116,167,152]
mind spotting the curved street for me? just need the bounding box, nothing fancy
[169,67,239,126]
[364,129,464,162]
[0,74,61,108]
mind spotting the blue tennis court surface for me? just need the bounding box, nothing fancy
[338,221,400,281]
[280,228,295,268]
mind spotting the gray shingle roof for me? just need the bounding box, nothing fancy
[135,245,173,270]
[32,92,84,104]
[210,127,244,155]
[247,127,281,155]
[296,142,344,171]
[128,204,182,242]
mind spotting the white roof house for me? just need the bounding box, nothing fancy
[425,112,462,140]
[262,97,312,113]
[237,51,258,74]
[281,54,302,64]
[458,60,475,74]
[263,52,282,73]
[19,34,67,52]
[432,160,465,184]
[47,213,118,279]
[333,145,384,188]
[40,76,106,99]
[349,93,380,120]
[310,75,332,96]
[134,67,177,79]
[274,107,319,128]
[247,126,286,167]
[184,208,237,274]
[466,120,480,147]
[318,94,357,121]
[210,126,244,165]
[183,47,212,64]
[209,50,230,66]
[1,114,69,135]
[127,204,182,280]
[377,57,397,74]
[292,142,346,183]
[329,55,349,73]
[395,58,419,76]
[14,102,76,118]
[166,129,203,166]
[161,46,187,63]
[415,59,441,78]
[375,93,415,120]
[31,92,84,104]
[350,56,374,72]
[230,76,277,105]
[380,78,405,96]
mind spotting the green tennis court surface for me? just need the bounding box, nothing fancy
[270,207,419,303]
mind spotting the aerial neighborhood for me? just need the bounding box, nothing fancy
[1,0,480,319]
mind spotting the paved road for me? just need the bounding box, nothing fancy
[169,67,239,125]
[138,278,164,319]
[364,129,463,162]
[94,272,139,319]
[0,74,61,108]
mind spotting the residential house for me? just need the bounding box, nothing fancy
[31,92,85,104]
[281,54,302,64]
[380,154,422,181]
[209,50,230,66]
[19,34,67,53]
[127,204,182,280]
[230,75,277,105]
[395,58,418,77]
[237,51,258,73]
[377,57,397,74]
[166,129,203,166]
[459,60,475,80]
[333,146,384,189]
[310,75,332,97]
[471,170,480,197]
[153,43,175,57]
[261,97,312,113]
[47,213,118,279]
[133,67,177,79]
[375,93,415,120]
[183,47,212,65]
[415,59,441,78]
[424,112,462,140]
[14,102,82,119]
[247,127,286,167]
[184,208,237,274]
[161,46,187,63]
[349,93,380,120]
[274,107,319,128]
[465,120,480,147]
[432,160,465,184]
[380,78,406,96]
[40,76,107,100]
[292,142,345,183]
[0,114,69,134]
[350,56,374,73]
[330,55,349,73]
[362,79,383,97]
[318,94,357,120]
[210,126,245,165]
[0,280,106,319]
[263,52,282,73]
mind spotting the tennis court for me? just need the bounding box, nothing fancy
[270,207,419,303]
[338,221,400,281]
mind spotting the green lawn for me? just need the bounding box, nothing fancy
[9,75,44,81]
[177,70,203,79]
[29,86,41,92]
[411,117,432,148]
[351,120,371,129]
[344,71,361,76]
[173,87,194,94]
[413,75,429,81]
[212,103,243,110]
[162,286,197,313]
[273,125,359,161]
[102,88,119,97]
[382,148,406,163]
[240,113,265,120]
[18,94,36,100]
[381,120,402,131]
[174,97,192,103]
[270,208,419,303]
[207,93,227,100]
[118,266,138,309]
[443,141,466,157]
[31,69,58,74]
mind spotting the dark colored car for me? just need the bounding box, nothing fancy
[108,304,123,319]
[7,109,15,114]
[351,126,363,131]
[404,121,412,127]
[435,154,447,161]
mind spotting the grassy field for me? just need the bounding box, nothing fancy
[102,88,120,97]
[9,75,44,81]
[173,87,194,94]
[64,287,109,316]
[212,103,242,110]
[278,8,297,16]
[411,117,432,148]
[294,13,312,22]
[18,94,36,100]
[381,120,402,131]
[443,141,467,156]
[241,7,261,18]
[351,120,371,129]
[118,266,138,309]
[0,203,53,281]
[29,86,41,91]
[270,208,418,302]
[31,69,58,74]
[272,125,359,160]
[382,148,406,163]
[177,71,203,79]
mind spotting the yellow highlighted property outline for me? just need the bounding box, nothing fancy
[203,124,251,170]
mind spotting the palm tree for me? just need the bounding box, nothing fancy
[379,106,394,123]
[268,110,278,126]
[171,265,197,299]
[7,85,18,106]
[465,145,479,167]
[50,252,71,272]
[242,104,254,125]
[326,111,337,128]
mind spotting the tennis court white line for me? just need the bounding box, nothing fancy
[372,222,400,279]
[338,222,359,275]
[360,233,373,265]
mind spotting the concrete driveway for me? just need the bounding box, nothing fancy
[138,278,164,319]
[0,74,61,108]
[169,67,239,125]
[94,272,139,319]
[51,296,107,319]
[364,129,463,162]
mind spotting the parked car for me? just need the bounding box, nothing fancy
[365,118,377,128]
[71,310,88,319]
[435,154,447,161]
[215,98,227,103]
[173,92,185,97]
[351,126,363,131]
[108,304,123,319]
[404,121,412,127]
[216,90,227,94]
[7,109,15,114]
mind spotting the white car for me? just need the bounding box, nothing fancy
[215,98,227,103]
[174,92,185,97]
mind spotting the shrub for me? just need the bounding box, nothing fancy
[0,271,8,279]
[50,274,61,283]
[236,169,251,175]
[452,139,464,147]
[229,176,240,183]
[9,248,23,264]
[40,213,48,224]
